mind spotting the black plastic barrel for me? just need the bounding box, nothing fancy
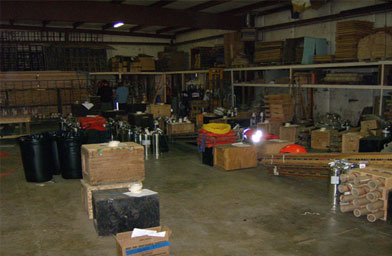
[18,134,53,182]
[57,132,84,179]
[45,131,61,175]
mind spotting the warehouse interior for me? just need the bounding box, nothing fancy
[1,0,392,255]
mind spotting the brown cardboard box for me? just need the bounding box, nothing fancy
[167,123,195,135]
[146,104,171,118]
[257,121,282,136]
[115,226,171,256]
[279,125,302,143]
[214,143,257,171]
[130,62,142,72]
[257,139,292,158]
[361,120,379,130]
[80,179,137,219]
[81,142,145,186]
[139,57,155,71]
[311,129,339,150]
[342,133,362,153]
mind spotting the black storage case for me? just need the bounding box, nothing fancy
[202,147,214,166]
[359,136,392,152]
[128,113,154,129]
[92,188,160,236]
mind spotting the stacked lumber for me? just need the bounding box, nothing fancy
[358,31,392,61]
[339,166,392,222]
[261,153,392,178]
[264,94,294,123]
[335,20,373,61]
[313,54,335,63]
[323,73,363,83]
[254,41,284,64]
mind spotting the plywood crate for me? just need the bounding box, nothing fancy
[257,121,282,135]
[257,140,293,158]
[311,129,339,150]
[279,125,302,143]
[80,179,137,219]
[341,132,362,153]
[146,104,171,118]
[214,144,257,171]
[167,123,195,135]
[81,142,145,186]
[138,57,155,71]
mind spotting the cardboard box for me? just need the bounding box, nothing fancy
[139,57,155,71]
[81,142,145,186]
[257,121,282,136]
[361,128,382,137]
[130,62,142,72]
[279,125,302,143]
[115,226,171,256]
[342,133,362,153]
[167,123,195,135]
[257,139,292,157]
[146,104,171,118]
[214,143,257,171]
[361,120,379,130]
[80,179,137,219]
[311,129,339,150]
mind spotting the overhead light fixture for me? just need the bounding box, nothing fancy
[113,22,124,28]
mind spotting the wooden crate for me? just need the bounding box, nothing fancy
[257,140,292,158]
[138,57,155,71]
[346,166,392,221]
[80,179,137,219]
[81,142,145,186]
[279,125,302,143]
[214,144,257,171]
[342,133,362,153]
[257,121,282,136]
[311,129,339,150]
[146,104,171,118]
[167,123,195,135]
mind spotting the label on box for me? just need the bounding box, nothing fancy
[359,163,366,169]
[125,241,170,256]
[331,176,339,185]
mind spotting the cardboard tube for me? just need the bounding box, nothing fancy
[340,204,359,213]
[366,191,382,202]
[340,173,359,183]
[353,176,371,186]
[366,200,384,211]
[352,187,370,197]
[338,184,352,193]
[353,198,370,206]
[368,179,384,190]
[353,208,370,217]
[340,194,355,203]
[367,211,384,222]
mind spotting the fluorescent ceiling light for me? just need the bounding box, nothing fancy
[113,22,124,28]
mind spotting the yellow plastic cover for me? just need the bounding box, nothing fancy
[202,123,231,134]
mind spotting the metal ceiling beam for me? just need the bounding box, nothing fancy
[255,4,292,16]
[156,0,231,34]
[42,20,50,28]
[73,22,84,29]
[221,0,284,15]
[102,23,114,30]
[0,1,244,30]
[3,41,170,46]
[0,25,175,39]
[259,3,392,32]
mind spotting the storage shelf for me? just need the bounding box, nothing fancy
[233,83,392,89]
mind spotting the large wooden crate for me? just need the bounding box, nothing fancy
[81,142,145,186]
[342,132,362,153]
[257,140,292,158]
[214,144,257,171]
[279,125,302,143]
[167,123,195,135]
[257,121,282,136]
[146,104,171,118]
[311,129,340,150]
[80,179,137,219]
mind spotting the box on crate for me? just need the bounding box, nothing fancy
[213,144,257,171]
[80,179,138,219]
[279,125,302,143]
[360,120,380,136]
[342,133,362,153]
[311,129,340,150]
[81,142,145,186]
[167,123,195,135]
[92,188,160,236]
[115,226,171,256]
[146,104,171,118]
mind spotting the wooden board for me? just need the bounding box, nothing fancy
[81,142,145,186]
[214,144,257,171]
[167,123,195,136]
[80,179,137,219]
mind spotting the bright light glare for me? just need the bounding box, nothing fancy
[251,130,263,143]
[113,22,124,28]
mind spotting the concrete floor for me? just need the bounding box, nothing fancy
[1,129,392,255]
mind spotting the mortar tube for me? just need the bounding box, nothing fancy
[353,208,371,217]
[353,197,371,206]
[352,186,370,197]
[340,204,360,213]
[368,179,384,190]
[366,190,383,202]
[340,194,355,203]
[367,210,384,222]
[353,176,372,186]
[366,200,384,211]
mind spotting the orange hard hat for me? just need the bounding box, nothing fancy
[279,144,307,153]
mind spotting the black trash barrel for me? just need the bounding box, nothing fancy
[18,134,53,182]
[45,131,61,175]
[57,132,83,179]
